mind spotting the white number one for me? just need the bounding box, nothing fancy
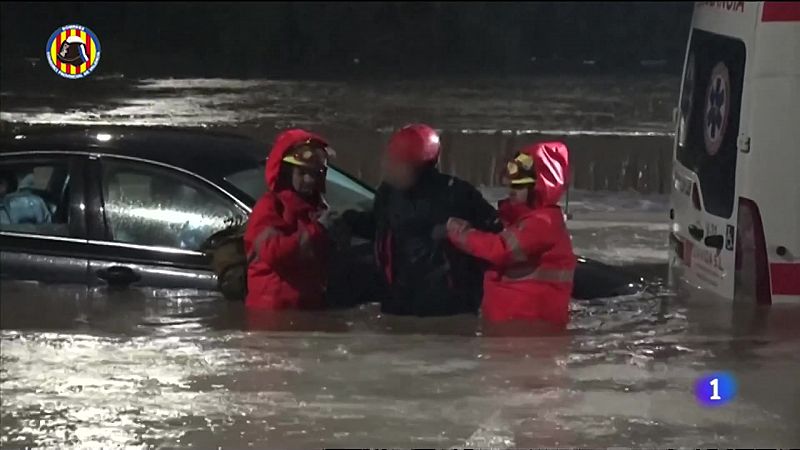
[709,378,722,400]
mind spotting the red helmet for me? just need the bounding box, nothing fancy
[387,124,441,165]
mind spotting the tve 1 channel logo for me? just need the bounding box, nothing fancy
[694,372,737,407]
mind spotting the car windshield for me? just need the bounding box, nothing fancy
[224,162,374,211]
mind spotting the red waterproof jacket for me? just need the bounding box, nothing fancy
[447,142,576,327]
[243,129,329,310]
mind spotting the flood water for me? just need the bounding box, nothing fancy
[2,205,800,447]
[0,74,678,133]
[2,76,800,447]
[1,74,678,193]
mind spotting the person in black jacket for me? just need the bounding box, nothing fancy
[343,124,502,316]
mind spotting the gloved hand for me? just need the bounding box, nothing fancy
[446,217,471,235]
[316,209,341,231]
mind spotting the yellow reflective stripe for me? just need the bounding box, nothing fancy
[502,266,574,283]
[510,177,536,185]
[500,230,527,263]
[282,155,310,167]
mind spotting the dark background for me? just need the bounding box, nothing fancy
[1,1,692,80]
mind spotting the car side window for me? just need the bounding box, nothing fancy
[101,160,244,251]
[222,164,375,211]
[326,168,374,211]
[0,160,71,237]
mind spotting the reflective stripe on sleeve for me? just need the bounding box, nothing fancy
[250,227,280,263]
[500,230,527,263]
[501,265,574,283]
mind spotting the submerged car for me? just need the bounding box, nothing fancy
[0,127,642,300]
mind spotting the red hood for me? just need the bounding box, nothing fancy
[265,129,329,191]
[525,141,569,207]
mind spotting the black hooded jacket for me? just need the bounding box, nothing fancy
[343,167,501,316]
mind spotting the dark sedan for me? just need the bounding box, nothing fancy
[0,127,375,291]
[0,127,642,299]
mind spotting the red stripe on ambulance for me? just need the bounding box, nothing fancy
[762,1,800,22]
[770,263,800,295]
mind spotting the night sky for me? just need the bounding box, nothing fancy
[1,2,693,79]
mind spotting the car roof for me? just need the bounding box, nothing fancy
[1,126,266,182]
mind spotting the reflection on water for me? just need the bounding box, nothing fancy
[2,278,799,447]
[2,206,799,447]
[0,76,678,194]
[0,75,678,133]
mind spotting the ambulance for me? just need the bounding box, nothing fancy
[670,1,800,305]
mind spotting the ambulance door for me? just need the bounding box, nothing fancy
[673,29,747,298]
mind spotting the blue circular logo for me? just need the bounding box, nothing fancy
[45,24,102,79]
[703,62,730,156]
[694,372,737,407]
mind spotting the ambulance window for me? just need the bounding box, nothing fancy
[676,30,745,219]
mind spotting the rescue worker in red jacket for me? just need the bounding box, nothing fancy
[343,124,502,316]
[244,129,337,310]
[446,142,576,328]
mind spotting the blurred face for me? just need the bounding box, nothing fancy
[291,166,322,197]
[508,185,530,204]
[381,154,417,190]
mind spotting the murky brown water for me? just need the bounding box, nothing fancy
[2,76,800,447]
[1,75,676,193]
[3,282,800,448]
[2,212,800,447]
[0,75,677,132]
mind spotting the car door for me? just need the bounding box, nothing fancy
[0,153,90,285]
[672,30,747,299]
[85,155,248,290]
